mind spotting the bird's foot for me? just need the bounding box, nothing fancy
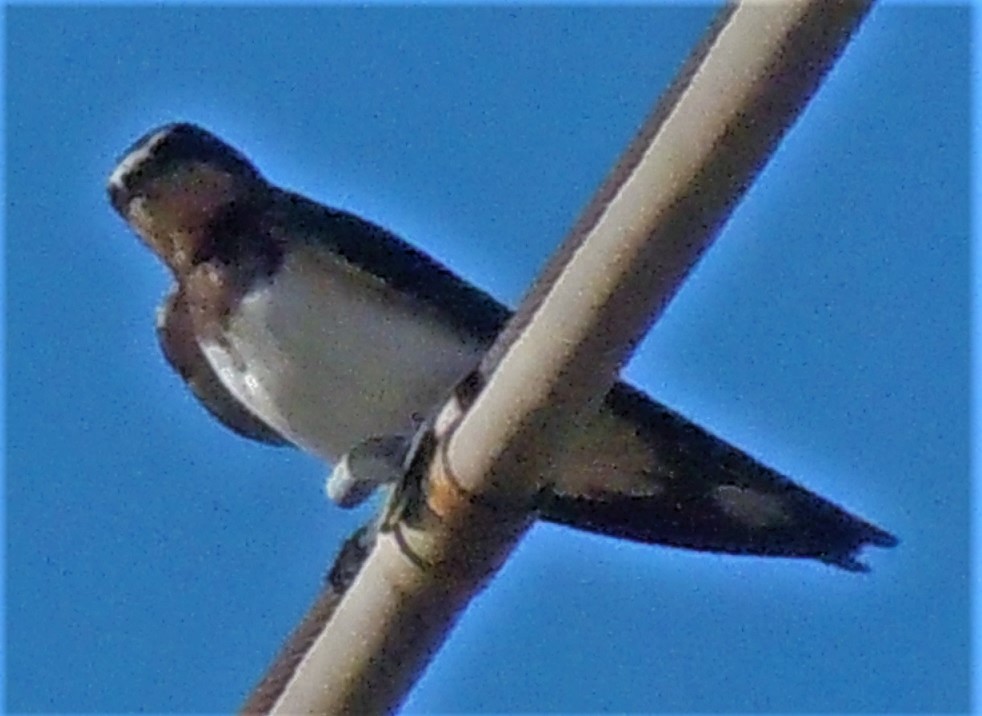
[325,434,413,508]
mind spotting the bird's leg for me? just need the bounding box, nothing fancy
[325,434,413,508]
[325,410,435,509]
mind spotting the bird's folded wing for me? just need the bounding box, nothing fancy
[156,288,290,446]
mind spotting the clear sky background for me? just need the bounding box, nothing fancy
[5,4,971,713]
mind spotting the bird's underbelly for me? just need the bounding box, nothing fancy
[198,252,484,463]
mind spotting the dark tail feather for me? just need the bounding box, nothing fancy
[537,485,897,571]
[537,382,898,571]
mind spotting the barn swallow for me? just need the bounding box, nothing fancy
[107,123,897,571]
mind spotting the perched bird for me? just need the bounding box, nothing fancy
[108,122,896,571]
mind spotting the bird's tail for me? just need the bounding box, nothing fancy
[535,382,898,571]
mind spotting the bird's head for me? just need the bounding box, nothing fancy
[108,123,265,276]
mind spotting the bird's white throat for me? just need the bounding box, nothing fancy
[199,247,483,463]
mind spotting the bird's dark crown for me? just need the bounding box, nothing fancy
[108,123,261,214]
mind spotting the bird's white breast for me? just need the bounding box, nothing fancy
[199,247,483,463]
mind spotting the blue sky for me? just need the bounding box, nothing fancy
[6,4,970,713]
